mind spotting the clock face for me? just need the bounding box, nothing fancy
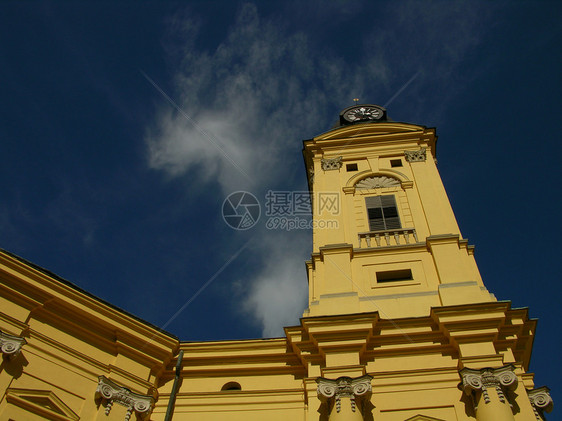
[343,106,383,122]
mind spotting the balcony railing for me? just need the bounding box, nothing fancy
[358,228,418,248]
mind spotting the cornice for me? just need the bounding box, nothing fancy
[432,302,536,370]
[30,301,175,369]
[353,242,427,254]
[179,337,289,353]
[174,337,305,378]
[303,125,437,162]
[172,388,306,400]
[0,250,178,351]
[169,388,306,409]
[24,329,109,377]
[287,303,536,374]
[177,351,300,366]
[313,123,428,141]
[0,311,28,336]
[179,364,306,378]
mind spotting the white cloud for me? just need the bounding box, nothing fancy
[242,230,309,337]
[145,3,386,193]
[145,2,496,337]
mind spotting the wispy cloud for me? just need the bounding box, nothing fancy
[242,230,309,337]
[145,3,385,193]
[145,2,497,336]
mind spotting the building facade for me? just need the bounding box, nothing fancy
[0,104,553,420]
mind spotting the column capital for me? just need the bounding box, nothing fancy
[460,365,517,408]
[317,375,372,414]
[0,331,26,358]
[95,376,154,420]
[404,147,426,162]
[321,156,343,171]
[527,386,553,420]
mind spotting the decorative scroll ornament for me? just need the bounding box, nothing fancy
[459,365,518,409]
[0,331,26,358]
[527,386,553,420]
[321,156,343,171]
[404,148,427,162]
[317,375,372,413]
[355,175,400,189]
[96,376,154,420]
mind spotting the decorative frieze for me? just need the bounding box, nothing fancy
[317,375,372,414]
[527,386,553,420]
[460,365,518,408]
[0,331,26,358]
[321,156,343,171]
[96,376,154,420]
[404,148,427,162]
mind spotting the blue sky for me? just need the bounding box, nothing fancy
[1,0,560,400]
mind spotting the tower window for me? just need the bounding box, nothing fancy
[365,195,401,231]
[390,159,402,167]
[346,163,358,172]
[376,269,413,283]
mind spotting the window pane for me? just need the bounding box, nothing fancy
[383,206,398,218]
[366,195,401,231]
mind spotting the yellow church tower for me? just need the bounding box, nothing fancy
[0,103,553,420]
[303,103,494,319]
[289,103,551,420]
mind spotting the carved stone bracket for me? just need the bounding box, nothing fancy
[321,156,343,171]
[404,148,426,162]
[96,376,154,420]
[459,365,518,409]
[0,331,26,358]
[528,386,553,420]
[317,375,372,414]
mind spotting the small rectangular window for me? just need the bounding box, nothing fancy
[390,159,402,167]
[365,195,401,231]
[346,163,358,172]
[376,269,413,283]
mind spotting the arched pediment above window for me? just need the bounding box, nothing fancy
[356,175,401,189]
[343,170,413,194]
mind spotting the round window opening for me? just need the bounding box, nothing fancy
[221,381,241,391]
